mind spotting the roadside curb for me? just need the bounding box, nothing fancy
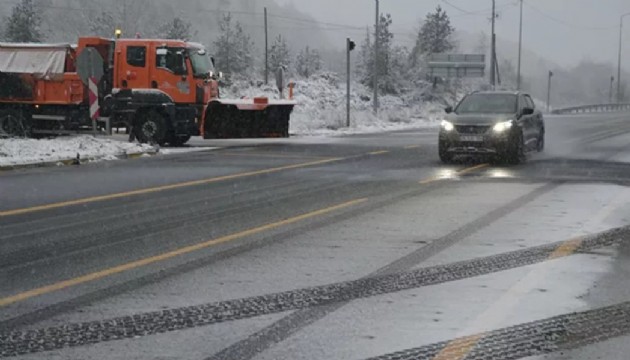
[0,150,159,172]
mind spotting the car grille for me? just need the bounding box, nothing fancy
[455,125,491,134]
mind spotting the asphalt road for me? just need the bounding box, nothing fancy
[2,112,630,359]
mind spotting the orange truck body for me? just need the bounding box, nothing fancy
[0,36,294,144]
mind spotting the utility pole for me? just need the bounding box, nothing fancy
[347,38,356,127]
[610,76,615,103]
[617,13,630,103]
[373,0,379,114]
[490,0,497,88]
[516,0,523,90]
[547,70,553,113]
[264,7,269,84]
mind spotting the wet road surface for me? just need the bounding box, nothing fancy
[1,113,630,359]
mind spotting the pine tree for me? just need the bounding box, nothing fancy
[411,5,454,65]
[375,13,394,81]
[159,17,196,40]
[356,27,373,86]
[269,35,291,73]
[213,13,254,77]
[295,46,321,78]
[356,14,406,94]
[4,0,43,42]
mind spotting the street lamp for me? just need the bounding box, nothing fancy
[347,38,356,127]
[517,0,523,90]
[617,12,630,103]
[373,0,380,114]
[547,71,554,113]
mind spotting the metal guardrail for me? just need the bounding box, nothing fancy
[551,103,630,115]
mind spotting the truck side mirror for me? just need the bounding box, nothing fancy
[210,57,216,67]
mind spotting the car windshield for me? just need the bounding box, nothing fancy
[188,48,214,77]
[455,94,518,114]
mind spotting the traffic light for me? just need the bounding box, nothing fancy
[348,39,356,52]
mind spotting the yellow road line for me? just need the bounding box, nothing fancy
[368,150,390,155]
[0,157,343,218]
[418,164,489,185]
[0,198,368,308]
[435,190,630,359]
[405,145,421,149]
[219,152,326,159]
[431,237,583,360]
[549,238,583,259]
[432,334,486,360]
[419,177,441,185]
[457,163,489,175]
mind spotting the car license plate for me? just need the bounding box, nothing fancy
[460,135,484,142]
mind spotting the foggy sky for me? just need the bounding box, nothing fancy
[275,0,629,72]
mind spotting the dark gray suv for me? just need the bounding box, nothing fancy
[438,91,545,164]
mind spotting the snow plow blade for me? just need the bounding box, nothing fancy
[203,99,296,139]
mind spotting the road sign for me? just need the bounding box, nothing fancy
[276,67,285,99]
[427,54,486,79]
[76,47,104,85]
[88,77,100,121]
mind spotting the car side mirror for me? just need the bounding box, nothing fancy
[445,106,453,114]
[522,107,535,115]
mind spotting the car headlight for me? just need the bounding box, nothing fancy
[441,120,454,132]
[493,120,513,133]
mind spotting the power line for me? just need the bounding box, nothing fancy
[442,0,477,15]
[441,0,516,18]
[523,2,617,31]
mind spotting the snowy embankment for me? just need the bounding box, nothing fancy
[0,136,155,167]
[224,73,447,136]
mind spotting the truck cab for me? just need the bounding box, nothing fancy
[108,39,219,145]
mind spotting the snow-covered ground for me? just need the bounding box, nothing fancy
[0,136,155,167]
[224,73,454,136]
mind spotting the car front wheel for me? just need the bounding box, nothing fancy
[439,141,454,163]
[537,130,545,152]
[505,131,526,165]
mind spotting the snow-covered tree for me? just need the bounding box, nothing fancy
[269,35,291,72]
[356,13,406,94]
[411,5,454,65]
[295,46,321,78]
[356,27,373,85]
[213,13,254,76]
[90,11,117,38]
[159,17,196,40]
[375,13,394,80]
[4,0,43,42]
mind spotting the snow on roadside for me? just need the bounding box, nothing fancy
[0,136,155,167]
[224,73,446,136]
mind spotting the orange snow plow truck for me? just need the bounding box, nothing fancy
[0,37,295,145]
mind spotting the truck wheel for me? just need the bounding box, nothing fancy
[0,109,28,138]
[137,110,167,146]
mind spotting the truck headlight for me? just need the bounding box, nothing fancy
[493,120,513,133]
[441,120,454,132]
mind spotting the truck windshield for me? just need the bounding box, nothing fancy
[188,48,214,78]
